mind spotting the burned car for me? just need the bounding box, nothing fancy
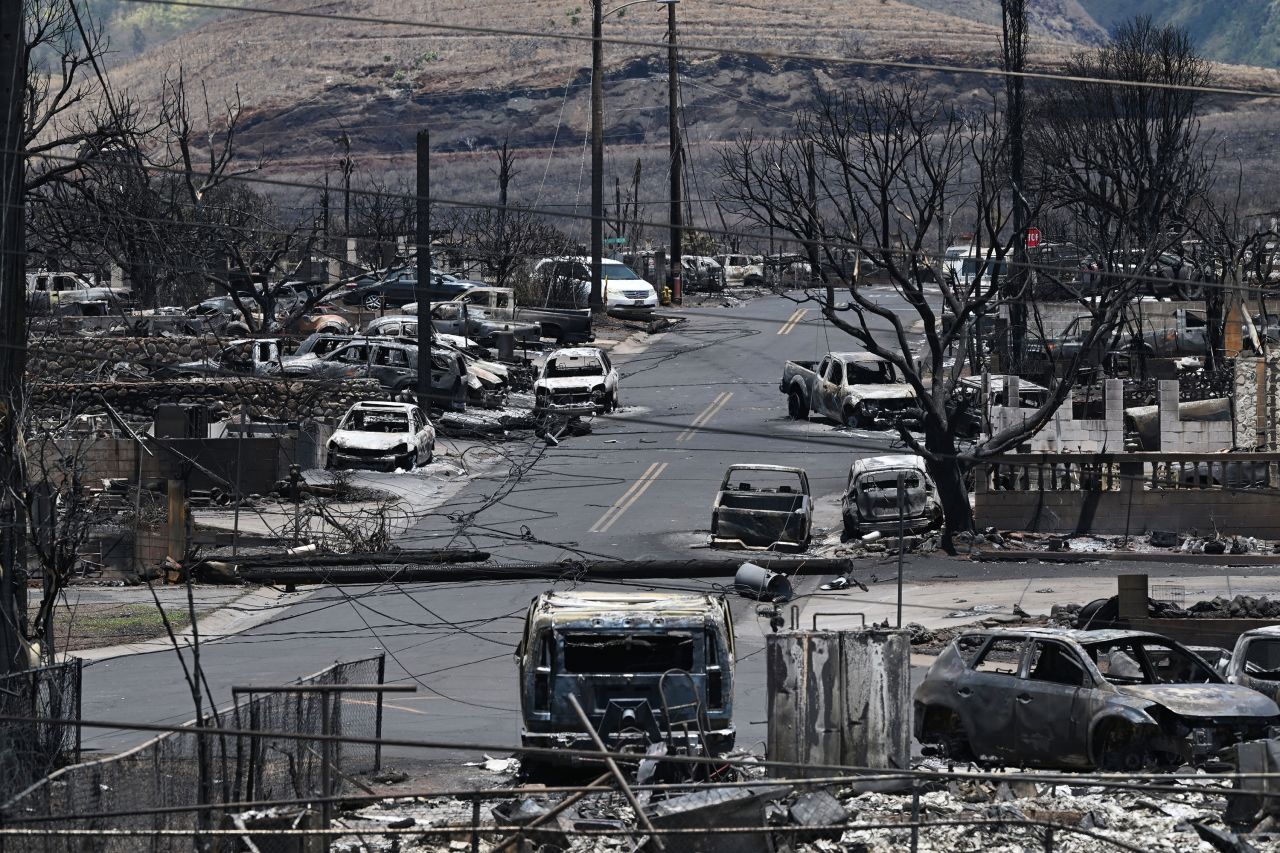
[710,464,811,552]
[915,627,1280,771]
[841,454,941,537]
[516,590,735,769]
[533,347,619,415]
[1224,627,1280,703]
[326,400,435,471]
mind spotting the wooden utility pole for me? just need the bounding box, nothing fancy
[666,0,683,304]
[415,131,433,402]
[589,0,605,311]
[1002,0,1028,374]
[0,0,28,674]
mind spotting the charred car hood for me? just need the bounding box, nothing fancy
[538,376,605,390]
[1117,684,1280,718]
[849,385,916,401]
[330,431,409,452]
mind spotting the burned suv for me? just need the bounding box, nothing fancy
[915,627,1280,771]
[515,591,735,769]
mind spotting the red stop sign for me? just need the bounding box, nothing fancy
[1026,227,1042,248]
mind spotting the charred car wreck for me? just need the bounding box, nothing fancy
[710,464,812,552]
[516,591,735,771]
[915,628,1280,771]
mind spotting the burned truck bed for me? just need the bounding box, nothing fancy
[710,464,811,552]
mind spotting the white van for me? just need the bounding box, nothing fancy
[534,257,658,314]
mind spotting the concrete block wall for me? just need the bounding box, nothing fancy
[1236,357,1262,449]
[991,377,1125,452]
[1157,379,1233,452]
[1027,300,1204,338]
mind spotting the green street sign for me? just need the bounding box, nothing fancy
[602,237,627,246]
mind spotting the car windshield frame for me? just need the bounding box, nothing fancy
[602,262,644,280]
[340,410,410,434]
[1080,637,1221,686]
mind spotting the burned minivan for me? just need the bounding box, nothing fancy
[516,591,736,765]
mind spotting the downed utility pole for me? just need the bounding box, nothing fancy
[0,0,28,675]
[234,558,859,586]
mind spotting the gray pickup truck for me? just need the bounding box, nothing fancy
[710,464,811,552]
[452,286,594,345]
[781,351,921,428]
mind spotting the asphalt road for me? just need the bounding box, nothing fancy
[80,291,934,764]
[78,290,1280,773]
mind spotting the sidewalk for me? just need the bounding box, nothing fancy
[796,572,1280,634]
[56,584,311,662]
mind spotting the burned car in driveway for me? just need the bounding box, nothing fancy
[516,591,735,769]
[710,464,812,552]
[915,627,1280,771]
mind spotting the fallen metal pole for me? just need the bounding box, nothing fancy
[567,694,665,851]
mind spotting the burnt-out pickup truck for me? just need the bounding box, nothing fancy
[781,351,920,428]
[515,590,736,771]
[710,464,811,552]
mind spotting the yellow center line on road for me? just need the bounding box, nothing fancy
[676,391,733,443]
[589,462,669,534]
[777,308,806,335]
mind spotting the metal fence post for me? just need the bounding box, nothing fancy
[321,693,332,841]
[375,654,386,771]
[470,795,481,853]
[73,659,82,764]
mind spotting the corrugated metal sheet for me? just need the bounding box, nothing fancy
[766,629,910,774]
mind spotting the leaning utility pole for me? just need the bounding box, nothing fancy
[415,131,433,403]
[666,0,683,304]
[0,0,27,674]
[1002,0,1028,375]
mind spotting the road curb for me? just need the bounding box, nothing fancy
[970,549,1280,567]
[67,585,311,663]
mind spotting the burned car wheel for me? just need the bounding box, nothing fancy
[1096,720,1155,771]
[787,391,808,420]
[922,707,973,762]
[842,405,863,429]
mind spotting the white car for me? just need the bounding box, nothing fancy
[533,347,620,415]
[714,254,764,286]
[326,401,436,472]
[534,257,658,314]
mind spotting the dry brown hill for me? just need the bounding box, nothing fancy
[106,0,1280,237]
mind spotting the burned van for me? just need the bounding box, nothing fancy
[516,591,736,763]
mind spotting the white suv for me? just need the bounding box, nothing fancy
[534,257,658,314]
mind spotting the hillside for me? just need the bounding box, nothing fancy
[93,0,1280,245]
[1076,0,1280,69]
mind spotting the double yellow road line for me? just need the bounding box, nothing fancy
[777,308,806,335]
[676,391,733,443]
[589,461,669,534]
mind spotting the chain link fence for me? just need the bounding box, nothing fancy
[0,654,384,853]
[0,661,82,806]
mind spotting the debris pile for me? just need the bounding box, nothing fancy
[328,763,1276,852]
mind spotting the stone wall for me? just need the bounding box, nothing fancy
[29,377,386,424]
[26,335,224,381]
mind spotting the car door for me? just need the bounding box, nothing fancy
[370,344,412,388]
[1014,640,1093,767]
[820,359,844,419]
[323,343,369,378]
[960,636,1026,762]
